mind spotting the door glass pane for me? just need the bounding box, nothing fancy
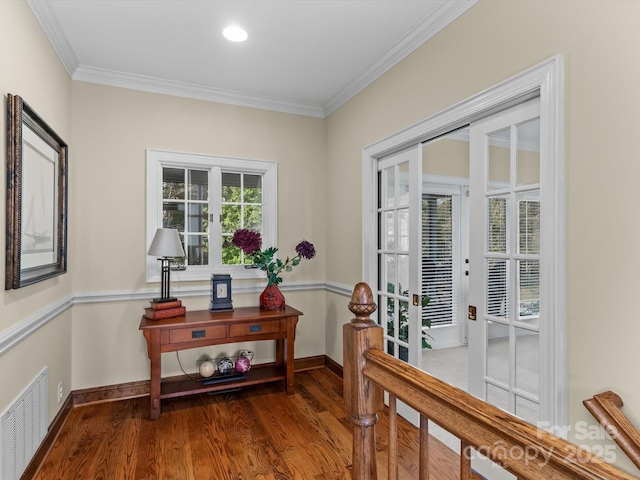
[488,196,509,254]
[518,194,540,255]
[385,167,396,208]
[222,173,241,202]
[487,259,509,318]
[386,296,396,337]
[516,118,540,186]
[487,320,509,386]
[385,255,396,294]
[398,208,409,251]
[488,127,510,191]
[515,328,539,396]
[385,211,395,250]
[398,254,409,294]
[487,384,509,412]
[398,161,409,206]
[515,396,539,425]
[518,260,539,319]
[399,298,409,346]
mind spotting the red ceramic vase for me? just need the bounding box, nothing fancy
[260,283,285,310]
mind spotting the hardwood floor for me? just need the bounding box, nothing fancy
[30,368,463,479]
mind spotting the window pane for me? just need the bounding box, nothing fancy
[188,169,208,201]
[244,205,262,231]
[222,235,241,265]
[187,203,207,233]
[222,173,241,202]
[163,202,184,230]
[243,174,262,203]
[221,204,241,233]
[487,384,509,412]
[163,168,185,199]
[386,296,395,337]
[186,235,208,266]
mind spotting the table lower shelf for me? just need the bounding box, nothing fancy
[160,364,286,399]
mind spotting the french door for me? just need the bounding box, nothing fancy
[377,145,423,367]
[468,98,542,427]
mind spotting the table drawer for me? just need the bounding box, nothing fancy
[169,325,227,344]
[230,320,281,337]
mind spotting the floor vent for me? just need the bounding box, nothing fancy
[0,368,48,480]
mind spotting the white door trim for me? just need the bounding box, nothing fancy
[362,55,566,430]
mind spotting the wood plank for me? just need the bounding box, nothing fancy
[29,368,465,480]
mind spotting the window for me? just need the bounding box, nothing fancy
[146,149,277,282]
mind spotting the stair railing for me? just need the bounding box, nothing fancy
[343,282,637,480]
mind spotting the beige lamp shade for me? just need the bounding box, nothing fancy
[148,228,185,257]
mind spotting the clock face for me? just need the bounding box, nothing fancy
[216,283,228,298]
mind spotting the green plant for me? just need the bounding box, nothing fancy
[387,283,432,350]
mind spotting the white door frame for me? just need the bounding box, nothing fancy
[362,55,566,430]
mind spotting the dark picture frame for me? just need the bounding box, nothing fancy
[6,94,68,289]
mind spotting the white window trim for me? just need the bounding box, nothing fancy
[146,149,277,283]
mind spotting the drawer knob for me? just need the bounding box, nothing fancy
[192,330,206,338]
[249,324,262,333]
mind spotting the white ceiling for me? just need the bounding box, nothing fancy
[27,0,476,118]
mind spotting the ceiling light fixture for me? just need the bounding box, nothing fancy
[223,26,248,42]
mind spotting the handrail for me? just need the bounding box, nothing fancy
[585,391,640,470]
[343,282,637,480]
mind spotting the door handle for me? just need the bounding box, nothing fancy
[413,294,420,306]
[468,305,477,321]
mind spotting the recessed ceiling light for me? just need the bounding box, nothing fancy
[223,26,248,42]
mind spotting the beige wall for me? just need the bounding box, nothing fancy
[325,0,640,472]
[70,82,327,388]
[4,0,640,473]
[0,0,72,424]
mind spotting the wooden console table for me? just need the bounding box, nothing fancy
[139,305,302,420]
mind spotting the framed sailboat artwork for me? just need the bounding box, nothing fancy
[6,94,68,289]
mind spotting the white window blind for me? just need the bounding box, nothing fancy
[421,193,456,327]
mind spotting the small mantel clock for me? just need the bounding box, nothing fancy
[210,274,233,312]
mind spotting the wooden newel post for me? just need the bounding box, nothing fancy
[343,282,384,480]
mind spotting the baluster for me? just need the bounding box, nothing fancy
[419,414,429,480]
[343,282,383,480]
[460,440,472,479]
[388,394,398,480]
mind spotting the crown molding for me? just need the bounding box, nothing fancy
[28,0,476,119]
[72,66,326,118]
[26,0,78,76]
[322,0,478,117]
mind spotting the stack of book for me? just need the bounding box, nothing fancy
[144,299,186,320]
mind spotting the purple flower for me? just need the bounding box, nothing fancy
[295,240,316,260]
[232,229,262,254]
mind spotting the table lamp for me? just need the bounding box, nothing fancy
[148,228,185,303]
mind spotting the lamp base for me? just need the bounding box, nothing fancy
[152,296,178,303]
